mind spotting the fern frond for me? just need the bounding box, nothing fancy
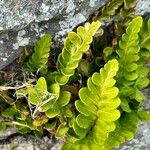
[105,112,139,149]
[26,34,52,72]
[116,17,143,103]
[117,17,149,104]
[137,110,150,122]
[63,59,120,150]
[139,19,150,50]
[55,21,101,85]
[98,0,124,21]
[124,0,136,9]
[117,16,142,78]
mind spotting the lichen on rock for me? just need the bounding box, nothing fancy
[0,0,107,70]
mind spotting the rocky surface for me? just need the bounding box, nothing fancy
[136,0,150,16]
[0,0,108,70]
[0,134,63,150]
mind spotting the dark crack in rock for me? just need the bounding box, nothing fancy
[0,0,108,70]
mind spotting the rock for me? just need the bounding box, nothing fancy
[0,134,63,150]
[0,127,17,140]
[136,0,150,16]
[0,0,108,70]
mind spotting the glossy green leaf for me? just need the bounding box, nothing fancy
[45,107,60,118]
[57,91,71,107]
[28,87,41,105]
[36,77,47,91]
[120,98,131,112]
[138,110,150,122]
[2,107,17,118]
[55,124,69,138]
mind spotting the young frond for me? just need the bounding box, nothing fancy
[62,59,120,150]
[55,21,101,85]
[26,34,52,72]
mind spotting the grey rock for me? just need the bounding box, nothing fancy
[0,127,17,140]
[0,0,108,70]
[0,134,63,150]
[136,0,150,16]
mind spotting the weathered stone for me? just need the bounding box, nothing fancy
[136,0,150,16]
[0,134,64,150]
[0,0,108,70]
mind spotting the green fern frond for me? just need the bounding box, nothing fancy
[116,17,143,103]
[97,0,124,21]
[105,112,139,149]
[117,17,149,103]
[26,34,52,72]
[55,21,101,85]
[124,0,136,9]
[63,59,120,150]
[139,19,150,50]
[137,110,150,122]
[102,18,149,148]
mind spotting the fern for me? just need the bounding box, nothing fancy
[26,34,52,72]
[115,0,136,38]
[137,110,150,122]
[97,0,124,21]
[124,0,136,9]
[62,59,120,150]
[103,16,149,149]
[16,77,71,119]
[116,17,144,104]
[54,21,101,85]
[139,19,150,51]
[105,112,139,149]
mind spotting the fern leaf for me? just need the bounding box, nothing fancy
[139,19,150,50]
[45,91,71,118]
[124,0,136,9]
[137,110,150,122]
[26,34,52,72]
[105,112,139,149]
[117,17,143,100]
[55,21,101,85]
[98,0,124,21]
[63,59,120,150]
